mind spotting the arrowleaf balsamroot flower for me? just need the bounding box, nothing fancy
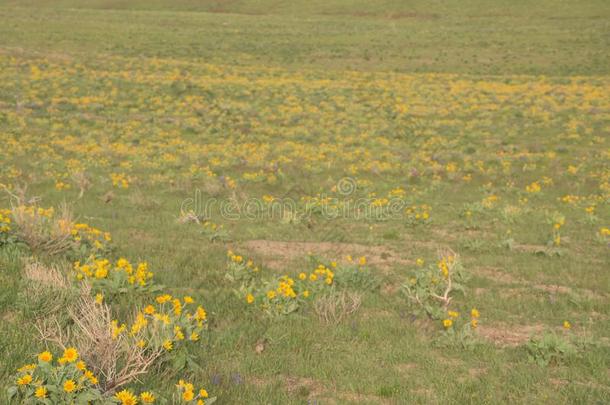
[38,351,52,362]
[63,379,76,393]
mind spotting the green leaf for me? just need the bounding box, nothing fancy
[6,386,18,400]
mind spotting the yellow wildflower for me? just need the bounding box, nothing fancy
[116,389,138,405]
[62,347,78,363]
[38,351,52,362]
[35,386,47,398]
[63,379,76,393]
[182,390,194,401]
[141,391,156,403]
[16,374,32,385]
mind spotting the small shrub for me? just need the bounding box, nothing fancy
[35,285,164,392]
[435,308,481,349]
[73,256,162,299]
[111,293,209,372]
[4,203,112,258]
[201,220,230,243]
[227,251,372,318]
[322,256,380,292]
[526,331,577,366]
[10,204,73,255]
[404,204,432,226]
[402,249,466,320]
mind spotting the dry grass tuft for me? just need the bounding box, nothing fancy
[71,171,92,199]
[314,291,362,324]
[10,202,74,255]
[21,259,75,317]
[177,209,204,224]
[24,259,69,289]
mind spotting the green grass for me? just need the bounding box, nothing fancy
[0,0,609,403]
[0,1,609,75]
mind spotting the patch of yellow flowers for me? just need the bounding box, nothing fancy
[9,286,212,403]
[227,250,335,316]
[176,380,214,404]
[71,222,112,252]
[228,251,375,317]
[73,256,157,296]
[0,208,11,234]
[443,308,481,330]
[110,293,208,364]
[404,204,432,225]
[8,348,107,403]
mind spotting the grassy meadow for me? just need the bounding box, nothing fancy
[0,0,609,403]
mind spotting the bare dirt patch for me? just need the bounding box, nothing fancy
[475,266,523,284]
[249,374,389,403]
[336,391,392,404]
[537,284,606,300]
[478,323,544,347]
[513,243,548,254]
[533,284,571,294]
[319,11,439,20]
[284,376,326,399]
[241,240,413,271]
[395,363,417,374]
[381,282,401,296]
[468,367,487,378]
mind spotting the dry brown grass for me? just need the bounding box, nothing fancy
[70,286,163,392]
[10,202,74,255]
[21,259,75,316]
[35,283,163,392]
[177,209,204,224]
[314,291,362,324]
[70,171,92,199]
[24,259,69,289]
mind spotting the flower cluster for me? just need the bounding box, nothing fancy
[73,257,158,296]
[227,251,334,316]
[112,294,207,355]
[228,251,376,317]
[110,173,130,188]
[0,208,11,233]
[225,250,261,284]
[437,308,482,348]
[551,217,565,246]
[115,389,156,404]
[442,308,480,330]
[176,380,214,404]
[404,204,432,225]
[201,220,229,242]
[8,348,106,403]
[1,204,113,257]
[525,181,542,194]
[71,222,112,253]
[0,208,14,245]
